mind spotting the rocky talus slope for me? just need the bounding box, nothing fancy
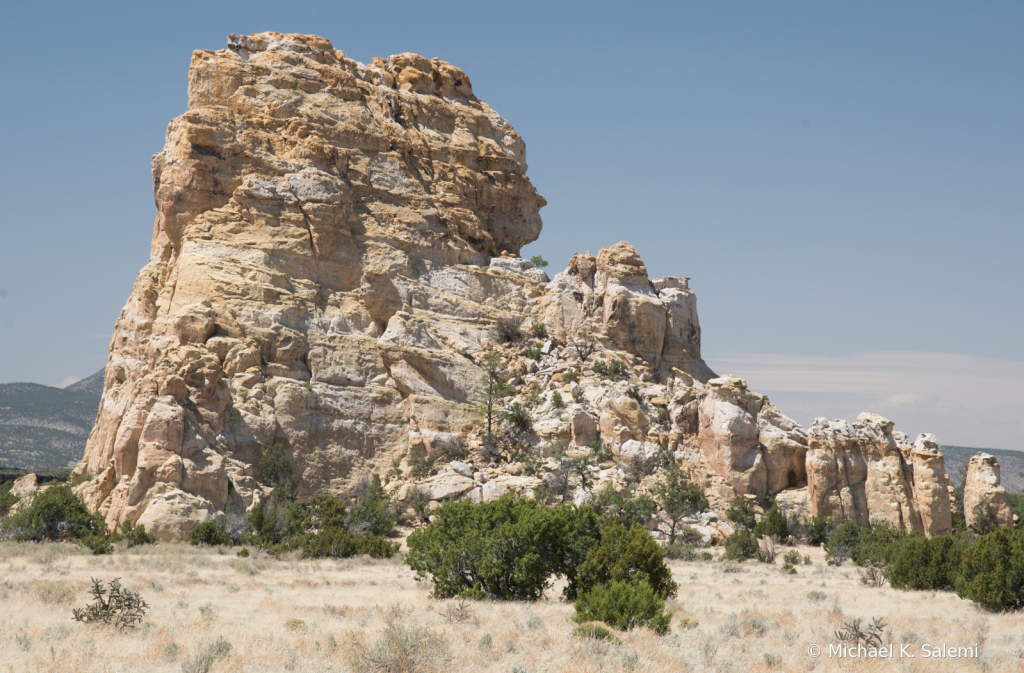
[68,32,1005,542]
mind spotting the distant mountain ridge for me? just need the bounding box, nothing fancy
[64,369,105,395]
[0,370,103,469]
[942,445,1024,494]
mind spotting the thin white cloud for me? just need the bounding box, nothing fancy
[56,376,81,388]
[704,352,1024,451]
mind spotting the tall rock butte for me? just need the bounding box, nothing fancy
[73,32,960,541]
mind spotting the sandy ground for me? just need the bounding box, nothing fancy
[1,541,1022,672]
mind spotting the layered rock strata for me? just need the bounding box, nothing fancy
[72,32,549,541]
[72,32,963,542]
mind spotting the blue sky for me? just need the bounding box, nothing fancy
[0,1,1021,447]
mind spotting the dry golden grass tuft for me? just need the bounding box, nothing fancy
[1,541,1023,671]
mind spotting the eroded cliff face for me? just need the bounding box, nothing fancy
[804,415,952,537]
[73,32,965,541]
[72,32,549,540]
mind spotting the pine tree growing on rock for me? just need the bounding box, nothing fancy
[476,350,512,439]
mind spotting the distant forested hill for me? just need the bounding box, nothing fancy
[942,445,1024,494]
[0,370,103,470]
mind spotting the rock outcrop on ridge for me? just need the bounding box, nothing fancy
[71,32,971,542]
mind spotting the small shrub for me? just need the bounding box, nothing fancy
[529,255,549,269]
[302,528,399,559]
[805,514,836,545]
[608,360,629,379]
[72,578,149,630]
[35,579,75,604]
[285,618,306,631]
[441,601,473,623]
[656,407,669,423]
[408,448,435,478]
[478,633,493,649]
[164,642,180,662]
[859,561,889,587]
[807,590,827,602]
[754,507,789,542]
[572,623,619,642]
[783,550,801,566]
[626,385,643,403]
[503,402,534,434]
[563,370,579,384]
[663,542,689,560]
[725,497,757,531]
[346,474,397,537]
[236,547,249,558]
[181,637,232,673]
[524,346,541,360]
[889,534,961,591]
[351,618,450,673]
[573,580,673,635]
[679,617,699,630]
[592,360,608,376]
[551,391,564,408]
[826,544,851,566]
[82,534,114,555]
[572,519,677,601]
[405,494,601,601]
[188,520,232,547]
[115,520,156,547]
[781,563,797,574]
[493,317,522,344]
[723,529,758,561]
[529,322,548,337]
[4,484,106,542]
[257,443,297,497]
[955,527,1024,611]
[741,617,769,637]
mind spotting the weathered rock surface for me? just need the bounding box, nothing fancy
[540,243,717,383]
[909,433,953,537]
[73,32,548,538]
[697,376,807,499]
[804,414,952,536]
[964,453,1014,531]
[70,32,970,542]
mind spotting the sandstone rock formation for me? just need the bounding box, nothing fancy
[805,414,952,536]
[540,243,717,383]
[964,453,1014,531]
[697,376,807,499]
[71,32,966,542]
[72,32,548,541]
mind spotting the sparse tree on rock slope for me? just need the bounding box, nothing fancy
[653,465,709,545]
[475,350,512,439]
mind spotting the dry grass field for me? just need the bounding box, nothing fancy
[2,541,1022,672]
